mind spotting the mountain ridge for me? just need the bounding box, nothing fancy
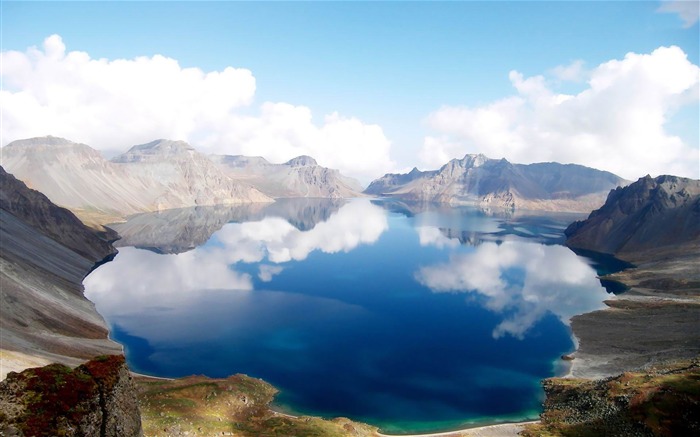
[365,153,629,212]
[565,174,700,261]
[2,137,273,224]
[211,153,364,199]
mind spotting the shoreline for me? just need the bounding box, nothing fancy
[375,420,539,437]
[267,403,539,437]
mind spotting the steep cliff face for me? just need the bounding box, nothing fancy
[0,166,122,379]
[212,154,364,198]
[2,137,272,224]
[565,175,700,260]
[0,166,118,262]
[365,154,627,212]
[0,355,142,436]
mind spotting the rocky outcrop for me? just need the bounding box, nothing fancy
[365,154,628,212]
[212,154,364,199]
[0,355,142,436]
[565,175,700,261]
[2,137,272,224]
[0,166,122,379]
[523,360,700,437]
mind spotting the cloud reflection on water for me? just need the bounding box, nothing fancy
[85,199,388,318]
[415,239,610,339]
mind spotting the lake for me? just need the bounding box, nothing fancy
[84,198,614,434]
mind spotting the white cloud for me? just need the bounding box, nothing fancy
[0,35,394,182]
[550,60,587,83]
[421,46,700,180]
[415,240,610,339]
[658,0,700,28]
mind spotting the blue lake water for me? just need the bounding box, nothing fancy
[84,199,614,434]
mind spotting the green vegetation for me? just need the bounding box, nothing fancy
[522,360,700,437]
[135,374,378,437]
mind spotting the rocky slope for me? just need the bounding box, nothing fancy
[0,166,122,379]
[0,355,142,436]
[2,137,272,224]
[212,154,364,198]
[563,174,700,379]
[565,175,700,261]
[523,360,700,437]
[365,154,628,212]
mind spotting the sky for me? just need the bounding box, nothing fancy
[1,1,699,183]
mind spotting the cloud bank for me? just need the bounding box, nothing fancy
[421,46,699,180]
[1,35,394,181]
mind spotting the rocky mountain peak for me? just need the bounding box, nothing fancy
[462,153,490,168]
[112,139,195,163]
[286,155,318,167]
[211,155,271,168]
[4,136,96,154]
[565,174,700,259]
[4,135,77,149]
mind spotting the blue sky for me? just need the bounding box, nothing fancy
[2,1,699,182]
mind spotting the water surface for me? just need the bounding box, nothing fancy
[85,199,613,434]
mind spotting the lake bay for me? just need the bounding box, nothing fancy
[85,199,613,434]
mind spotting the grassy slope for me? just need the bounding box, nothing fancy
[135,374,379,437]
[522,360,700,437]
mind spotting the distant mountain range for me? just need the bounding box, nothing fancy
[3,137,635,223]
[365,154,629,212]
[211,154,363,198]
[1,137,361,224]
[565,175,700,261]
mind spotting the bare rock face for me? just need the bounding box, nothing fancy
[1,166,122,378]
[0,355,142,437]
[365,154,627,212]
[565,175,700,261]
[0,166,118,263]
[212,154,364,199]
[2,137,273,224]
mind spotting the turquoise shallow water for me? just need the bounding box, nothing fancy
[85,199,614,434]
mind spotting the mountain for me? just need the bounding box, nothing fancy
[211,154,364,198]
[0,166,122,378]
[2,137,272,224]
[111,139,272,208]
[565,175,700,260]
[365,154,628,212]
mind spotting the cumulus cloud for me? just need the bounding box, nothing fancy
[658,0,700,27]
[0,35,394,181]
[421,46,700,180]
[415,241,610,339]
